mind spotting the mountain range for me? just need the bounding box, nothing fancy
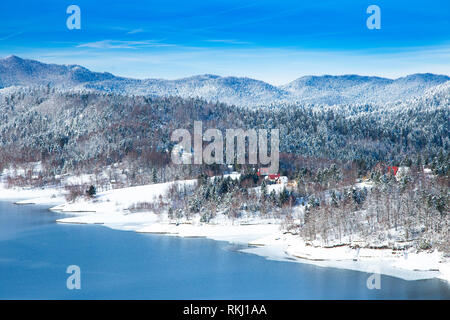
[1,55,449,107]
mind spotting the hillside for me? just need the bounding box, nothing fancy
[0,83,447,180]
[1,56,449,107]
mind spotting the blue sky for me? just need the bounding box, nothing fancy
[0,0,449,84]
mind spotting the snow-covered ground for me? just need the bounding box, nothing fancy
[0,182,65,205]
[50,179,197,213]
[1,177,449,284]
[244,232,449,282]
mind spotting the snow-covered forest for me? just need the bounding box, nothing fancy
[0,57,448,257]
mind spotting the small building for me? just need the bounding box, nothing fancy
[264,173,280,183]
[374,162,400,176]
[257,168,289,185]
[172,145,193,163]
[387,166,399,176]
[278,176,288,185]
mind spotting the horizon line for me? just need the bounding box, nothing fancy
[2,54,450,87]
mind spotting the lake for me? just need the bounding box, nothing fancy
[0,201,449,299]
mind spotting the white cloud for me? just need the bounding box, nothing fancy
[0,31,24,41]
[76,40,174,49]
[127,29,144,34]
[205,39,251,45]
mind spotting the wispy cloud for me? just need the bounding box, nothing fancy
[0,31,24,41]
[127,28,144,35]
[76,40,174,49]
[205,39,251,45]
[6,43,450,86]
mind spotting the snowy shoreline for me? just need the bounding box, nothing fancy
[1,182,449,285]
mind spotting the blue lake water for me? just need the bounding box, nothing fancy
[0,201,449,299]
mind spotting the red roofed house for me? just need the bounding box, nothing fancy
[257,168,281,183]
[387,166,399,176]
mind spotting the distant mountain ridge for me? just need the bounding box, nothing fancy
[1,55,449,107]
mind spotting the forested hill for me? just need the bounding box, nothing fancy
[0,83,448,177]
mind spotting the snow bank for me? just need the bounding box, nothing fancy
[243,232,449,282]
[50,179,197,213]
[0,182,65,205]
[136,221,280,244]
[57,211,160,231]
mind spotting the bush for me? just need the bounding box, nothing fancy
[418,240,432,250]
[65,185,86,202]
[128,202,156,212]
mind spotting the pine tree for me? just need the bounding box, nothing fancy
[152,168,158,183]
[260,180,267,200]
[279,187,289,207]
